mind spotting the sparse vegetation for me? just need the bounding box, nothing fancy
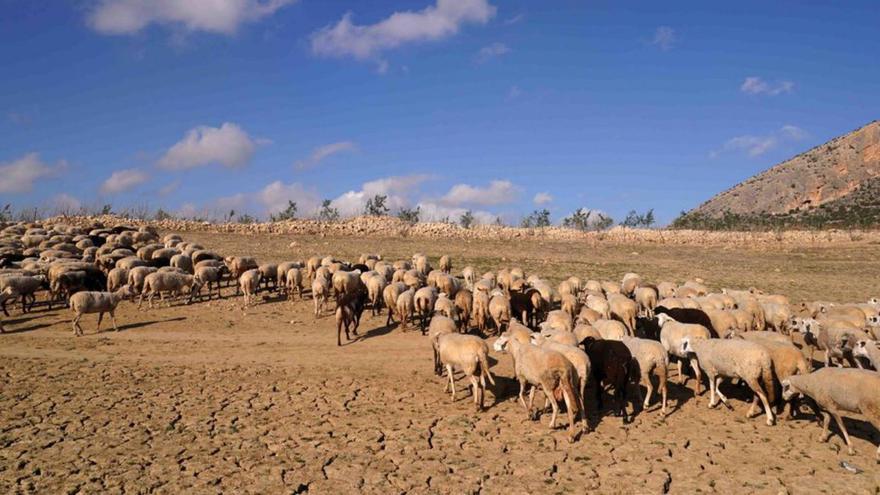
[459,210,475,229]
[396,206,420,225]
[269,201,298,222]
[562,208,614,231]
[620,209,655,228]
[318,199,340,222]
[364,195,389,216]
[520,209,551,228]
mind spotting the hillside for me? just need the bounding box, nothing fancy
[676,121,880,229]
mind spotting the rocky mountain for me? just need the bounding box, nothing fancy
[678,121,880,228]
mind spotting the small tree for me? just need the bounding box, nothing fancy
[154,208,173,221]
[521,209,551,228]
[318,199,340,222]
[494,216,505,226]
[397,206,420,225]
[100,204,113,215]
[596,214,614,230]
[621,210,641,228]
[459,210,475,229]
[642,208,655,228]
[237,213,256,224]
[364,194,389,216]
[562,208,590,230]
[269,200,298,222]
[0,204,12,222]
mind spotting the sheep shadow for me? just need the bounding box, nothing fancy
[353,322,397,342]
[437,370,517,412]
[786,399,880,447]
[116,316,187,332]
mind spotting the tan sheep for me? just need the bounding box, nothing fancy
[396,288,415,331]
[608,294,638,336]
[488,291,511,335]
[436,333,495,410]
[621,336,669,415]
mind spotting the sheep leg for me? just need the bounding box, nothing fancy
[829,410,855,454]
[560,388,577,440]
[110,310,119,332]
[819,411,833,442]
[72,314,83,336]
[707,373,717,408]
[96,312,103,332]
[641,372,652,411]
[470,375,482,409]
[659,373,668,416]
[518,380,529,412]
[690,357,702,395]
[447,364,456,401]
[542,385,559,429]
[677,361,685,385]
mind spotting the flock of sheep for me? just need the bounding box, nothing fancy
[2,221,880,461]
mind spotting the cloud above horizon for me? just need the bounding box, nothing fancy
[0,153,67,194]
[713,125,808,157]
[294,141,357,171]
[100,168,150,194]
[651,26,676,51]
[158,122,264,170]
[440,179,519,207]
[87,0,296,35]
[741,76,794,96]
[311,0,495,66]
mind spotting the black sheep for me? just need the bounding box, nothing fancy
[582,338,634,422]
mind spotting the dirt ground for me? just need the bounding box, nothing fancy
[2,232,880,494]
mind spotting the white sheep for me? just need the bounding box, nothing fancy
[782,368,880,459]
[285,267,304,301]
[70,285,135,336]
[853,339,880,370]
[530,334,591,420]
[311,276,330,317]
[656,313,711,393]
[621,336,669,415]
[239,269,262,307]
[139,271,198,309]
[436,333,495,410]
[493,333,581,441]
[681,337,776,426]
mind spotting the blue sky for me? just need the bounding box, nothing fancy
[1,0,878,225]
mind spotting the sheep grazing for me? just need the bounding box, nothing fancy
[782,368,880,459]
[396,288,415,331]
[414,286,438,334]
[681,337,776,426]
[69,285,135,336]
[224,256,258,293]
[285,268,304,301]
[634,286,658,318]
[429,315,458,374]
[620,336,669,415]
[582,338,634,422]
[382,282,406,327]
[454,288,473,332]
[139,271,198,309]
[439,254,452,274]
[853,339,880,370]
[488,291,511,335]
[239,269,262,308]
[106,267,129,293]
[656,313,711,393]
[436,333,495,409]
[0,275,47,314]
[193,266,225,301]
[530,335,591,421]
[494,334,582,441]
[335,293,365,346]
[311,276,330,317]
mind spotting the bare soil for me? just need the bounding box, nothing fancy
[2,232,880,493]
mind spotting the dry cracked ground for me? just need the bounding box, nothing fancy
[2,232,880,493]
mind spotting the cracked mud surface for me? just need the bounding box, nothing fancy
[2,233,880,493]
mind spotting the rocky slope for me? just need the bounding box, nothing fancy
[685,121,880,226]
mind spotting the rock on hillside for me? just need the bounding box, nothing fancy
[689,121,880,221]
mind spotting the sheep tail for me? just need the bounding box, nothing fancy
[762,363,776,405]
[479,351,495,386]
[559,370,579,416]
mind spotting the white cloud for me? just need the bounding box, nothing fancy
[651,26,676,51]
[158,122,263,170]
[476,42,510,63]
[100,168,150,194]
[780,124,808,141]
[0,153,67,194]
[713,125,808,158]
[440,179,519,207]
[51,193,83,213]
[87,0,296,35]
[294,141,357,171]
[417,201,496,225]
[740,77,794,96]
[533,192,553,205]
[257,181,321,215]
[158,180,181,197]
[330,174,430,217]
[310,0,496,62]
[213,193,248,212]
